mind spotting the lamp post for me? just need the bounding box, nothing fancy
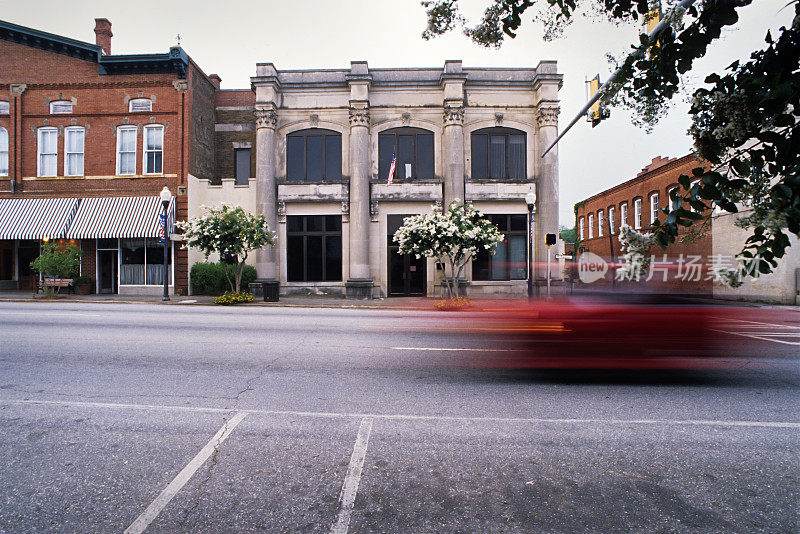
[525,190,536,299]
[159,186,172,302]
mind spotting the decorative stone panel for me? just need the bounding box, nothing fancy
[278,182,349,202]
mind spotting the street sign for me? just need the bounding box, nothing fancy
[555,254,574,260]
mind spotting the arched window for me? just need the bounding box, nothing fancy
[471,127,526,180]
[378,127,434,181]
[0,127,8,176]
[129,98,153,112]
[50,100,73,114]
[286,129,341,182]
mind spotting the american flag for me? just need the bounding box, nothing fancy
[159,213,166,243]
[387,151,396,184]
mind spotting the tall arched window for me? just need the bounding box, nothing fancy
[0,127,8,176]
[286,129,341,182]
[471,127,526,180]
[378,127,434,181]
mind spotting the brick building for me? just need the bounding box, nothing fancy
[0,18,216,295]
[574,154,713,294]
[574,154,799,303]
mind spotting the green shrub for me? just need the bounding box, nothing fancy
[191,262,258,295]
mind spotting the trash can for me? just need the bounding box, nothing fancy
[263,280,280,302]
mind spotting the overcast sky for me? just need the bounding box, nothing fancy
[5,0,791,225]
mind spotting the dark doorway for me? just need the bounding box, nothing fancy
[387,215,426,296]
[98,250,117,294]
[16,240,39,290]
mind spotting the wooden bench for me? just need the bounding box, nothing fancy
[38,277,75,294]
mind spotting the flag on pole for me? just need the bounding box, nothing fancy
[387,151,396,184]
[159,213,166,243]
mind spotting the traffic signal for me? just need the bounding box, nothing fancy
[586,75,611,127]
[645,2,663,58]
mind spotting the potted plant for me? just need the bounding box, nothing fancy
[73,275,93,295]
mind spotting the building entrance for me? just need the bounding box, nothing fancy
[98,250,117,294]
[387,215,426,296]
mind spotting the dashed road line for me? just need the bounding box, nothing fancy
[331,417,374,534]
[124,411,248,534]
[3,398,800,429]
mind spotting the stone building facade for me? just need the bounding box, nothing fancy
[0,18,217,295]
[192,60,563,298]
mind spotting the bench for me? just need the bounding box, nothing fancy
[38,277,75,294]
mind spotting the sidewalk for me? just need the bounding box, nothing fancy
[0,290,445,310]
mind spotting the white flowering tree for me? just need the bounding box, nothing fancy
[393,200,503,299]
[615,224,656,282]
[177,204,275,293]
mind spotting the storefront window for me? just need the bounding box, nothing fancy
[472,214,527,281]
[121,238,171,285]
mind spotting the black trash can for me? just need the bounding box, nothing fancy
[263,280,280,302]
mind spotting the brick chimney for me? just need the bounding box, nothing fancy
[94,18,113,55]
[208,74,222,90]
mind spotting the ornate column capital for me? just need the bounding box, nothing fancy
[254,106,278,129]
[10,84,27,96]
[172,80,188,92]
[348,105,370,127]
[536,105,560,128]
[443,105,464,126]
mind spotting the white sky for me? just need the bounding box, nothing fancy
[4,0,791,225]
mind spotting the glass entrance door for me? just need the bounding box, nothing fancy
[98,250,117,294]
[387,215,426,296]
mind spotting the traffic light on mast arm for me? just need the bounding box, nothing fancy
[586,75,610,128]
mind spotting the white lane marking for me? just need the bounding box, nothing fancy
[124,411,248,534]
[710,329,800,346]
[391,347,516,352]
[3,398,800,429]
[331,417,374,534]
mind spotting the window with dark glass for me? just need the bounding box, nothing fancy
[471,128,526,179]
[235,148,251,185]
[378,127,434,181]
[286,215,342,282]
[286,129,341,182]
[472,214,527,281]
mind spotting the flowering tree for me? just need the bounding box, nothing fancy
[30,242,81,294]
[393,200,503,298]
[421,0,800,281]
[615,224,655,281]
[177,204,275,293]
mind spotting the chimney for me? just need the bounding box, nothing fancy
[94,18,113,55]
[208,74,222,90]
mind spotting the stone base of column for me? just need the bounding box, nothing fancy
[249,278,280,302]
[345,278,373,300]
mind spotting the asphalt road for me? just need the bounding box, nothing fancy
[0,301,798,533]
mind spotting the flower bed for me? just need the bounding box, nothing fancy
[434,296,473,311]
[213,292,254,305]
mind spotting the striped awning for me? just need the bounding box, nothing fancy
[66,196,176,239]
[0,197,80,240]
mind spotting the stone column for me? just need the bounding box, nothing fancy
[443,105,465,206]
[345,103,373,299]
[254,105,278,281]
[535,105,560,281]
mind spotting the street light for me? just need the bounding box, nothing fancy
[525,190,536,299]
[159,186,172,302]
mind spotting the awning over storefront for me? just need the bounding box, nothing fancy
[66,196,176,239]
[0,197,80,240]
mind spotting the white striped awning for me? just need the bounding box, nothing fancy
[66,196,176,239]
[0,197,80,240]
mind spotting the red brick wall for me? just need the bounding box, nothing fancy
[0,37,208,295]
[574,154,713,293]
